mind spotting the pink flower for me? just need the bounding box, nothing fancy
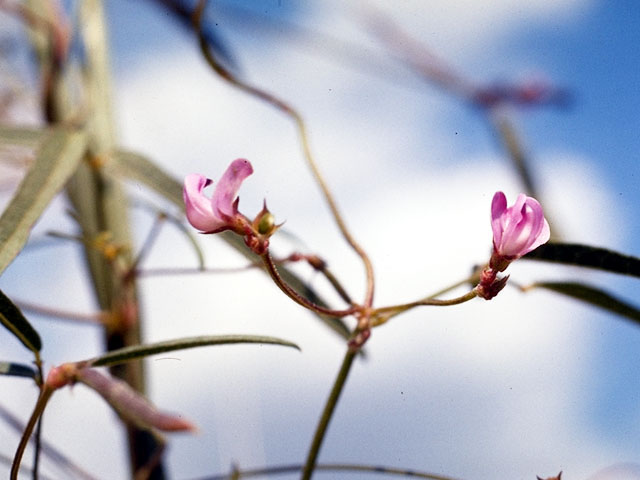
[490,191,550,269]
[183,159,253,233]
[477,191,549,300]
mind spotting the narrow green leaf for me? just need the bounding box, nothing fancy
[0,125,47,148]
[524,242,640,278]
[108,150,351,339]
[531,281,640,326]
[0,128,87,274]
[88,334,300,367]
[109,150,183,206]
[0,361,39,380]
[0,289,42,354]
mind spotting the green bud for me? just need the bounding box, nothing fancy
[257,211,275,235]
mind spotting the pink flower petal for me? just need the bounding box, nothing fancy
[490,191,507,248]
[490,191,550,259]
[183,174,226,232]
[212,159,254,218]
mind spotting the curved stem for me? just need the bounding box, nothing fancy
[193,0,375,307]
[261,252,357,317]
[205,462,461,479]
[32,357,44,480]
[371,289,478,326]
[301,348,357,480]
[11,386,54,480]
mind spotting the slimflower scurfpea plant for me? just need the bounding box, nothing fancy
[183,161,551,480]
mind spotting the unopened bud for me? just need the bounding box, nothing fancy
[257,211,275,235]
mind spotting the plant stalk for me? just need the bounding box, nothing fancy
[301,348,357,480]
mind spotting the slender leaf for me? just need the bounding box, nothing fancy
[524,242,640,278]
[531,281,640,326]
[109,150,184,206]
[0,289,42,354]
[0,361,39,380]
[76,368,195,432]
[88,334,300,367]
[0,125,47,148]
[0,128,87,274]
[108,150,351,339]
[131,197,205,270]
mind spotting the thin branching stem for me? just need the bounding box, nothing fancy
[31,354,45,479]
[369,277,479,326]
[374,289,478,316]
[126,212,167,279]
[11,386,54,480]
[32,412,42,480]
[301,348,357,480]
[193,0,375,307]
[261,251,357,318]
[15,299,105,324]
[318,264,354,306]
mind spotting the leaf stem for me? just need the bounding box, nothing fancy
[301,348,357,480]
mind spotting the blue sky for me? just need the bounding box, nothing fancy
[2,1,640,479]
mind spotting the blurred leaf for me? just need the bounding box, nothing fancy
[0,128,87,274]
[76,368,195,432]
[132,198,206,270]
[0,289,42,354]
[0,125,47,148]
[531,281,640,326]
[109,149,183,205]
[108,149,352,339]
[524,242,640,278]
[88,334,300,367]
[0,361,39,380]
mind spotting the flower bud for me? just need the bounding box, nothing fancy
[490,191,550,270]
[252,201,278,236]
[257,211,275,235]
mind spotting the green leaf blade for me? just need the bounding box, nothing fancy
[0,125,47,148]
[0,289,42,354]
[88,334,300,367]
[0,128,87,274]
[524,242,640,278]
[0,361,39,380]
[532,281,640,326]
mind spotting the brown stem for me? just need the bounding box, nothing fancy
[11,386,54,480]
[261,251,357,318]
